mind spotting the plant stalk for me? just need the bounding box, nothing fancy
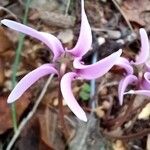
[11,0,31,133]
[58,63,69,138]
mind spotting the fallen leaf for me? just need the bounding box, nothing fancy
[15,117,54,150]
[0,27,14,53]
[121,0,150,27]
[0,92,31,134]
[0,59,5,86]
[36,105,66,150]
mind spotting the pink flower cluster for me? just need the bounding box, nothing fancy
[3,0,150,121]
[116,29,150,105]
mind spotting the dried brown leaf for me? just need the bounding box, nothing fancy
[121,0,150,26]
[0,27,14,53]
[0,59,5,86]
[0,92,31,134]
[15,117,54,150]
[36,105,66,150]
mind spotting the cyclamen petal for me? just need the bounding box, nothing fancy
[7,64,58,103]
[66,0,92,58]
[124,90,150,97]
[74,49,122,80]
[118,74,138,105]
[131,28,149,65]
[1,19,64,61]
[141,72,150,90]
[115,57,134,75]
[145,63,150,72]
[60,72,87,122]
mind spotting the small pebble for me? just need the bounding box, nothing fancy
[4,80,12,91]
[113,140,126,150]
[53,98,58,106]
[102,101,111,109]
[107,30,121,40]
[57,29,74,44]
[138,103,150,120]
[97,37,105,45]
[95,107,105,118]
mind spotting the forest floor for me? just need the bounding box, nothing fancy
[0,0,150,149]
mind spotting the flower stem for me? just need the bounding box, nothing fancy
[11,0,31,133]
[58,85,69,138]
[58,63,69,138]
[89,51,98,109]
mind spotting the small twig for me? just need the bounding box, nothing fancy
[104,128,150,140]
[17,0,24,6]
[6,75,54,150]
[112,97,135,129]
[65,0,71,15]
[0,6,18,21]
[104,98,149,128]
[111,0,134,33]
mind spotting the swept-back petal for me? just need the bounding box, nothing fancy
[118,74,138,105]
[124,90,150,97]
[7,64,58,103]
[1,19,64,60]
[60,72,87,122]
[115,57,133,75]
[66,0,92,58]
[141,72,150,90]
[131,28,149,65]
[145,63,150,72]
[73,49,122,79]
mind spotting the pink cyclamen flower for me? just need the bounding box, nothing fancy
[116,28,150,105]
[1,0,122,121]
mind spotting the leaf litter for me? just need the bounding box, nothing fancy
[0,0,150,150]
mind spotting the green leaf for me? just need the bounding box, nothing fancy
[81,83,91,93]
[79,91,90,101]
